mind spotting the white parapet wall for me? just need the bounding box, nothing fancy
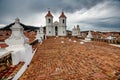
[3,18,37,80]
[10,45,32,65]
[12,48,37,80]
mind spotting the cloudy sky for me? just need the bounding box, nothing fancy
[0,0,120,31]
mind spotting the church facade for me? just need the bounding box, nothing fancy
[45,11,67,36]
[72,25,81,37]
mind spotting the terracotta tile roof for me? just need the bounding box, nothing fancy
[92,72,107,79]
[0,61,25,79]
[0,44,8,48]
[59,12,66,18]
[45,11,53,17]
[19,37,120,80]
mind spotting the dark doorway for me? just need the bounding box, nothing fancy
[48,18,51,23]
[55,26,58,36]
[44,35,45,39]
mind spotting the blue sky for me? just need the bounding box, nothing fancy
[0,0,120,31]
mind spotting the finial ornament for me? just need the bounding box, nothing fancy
[48,8,50,11]
[62,8,64,12]
[15,17,20,24]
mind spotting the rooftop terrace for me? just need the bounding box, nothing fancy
[18,37,120,80]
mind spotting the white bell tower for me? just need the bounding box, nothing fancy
[59,11,67,36]
[45,11,53,36]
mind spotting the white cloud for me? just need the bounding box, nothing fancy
[0,24,6,28]
[65,0,120,31]
[0,0,120,32]
[68,1,119,22]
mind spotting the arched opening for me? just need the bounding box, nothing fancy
[44,35,46,39]
[48,18,51,23]
[55,26,58,36]
[63,19,65,23]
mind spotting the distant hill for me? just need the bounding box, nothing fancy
[0,23,39,31]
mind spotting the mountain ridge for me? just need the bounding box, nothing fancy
[0,23,39,31]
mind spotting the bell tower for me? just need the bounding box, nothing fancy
[59,11,66,26]
[59,11,67,36]
[45,10,53,36]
